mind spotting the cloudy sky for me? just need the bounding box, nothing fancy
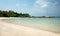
[0,0,60,16]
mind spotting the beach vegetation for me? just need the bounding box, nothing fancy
[0,10,30,17]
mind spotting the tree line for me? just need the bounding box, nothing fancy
[0,10,30,17]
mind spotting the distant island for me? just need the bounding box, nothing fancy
[0,10,60,18]
[30,16,55,18]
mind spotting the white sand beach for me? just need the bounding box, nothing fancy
[0,20,60,36]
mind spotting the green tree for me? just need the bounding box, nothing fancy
[0,10,30,17]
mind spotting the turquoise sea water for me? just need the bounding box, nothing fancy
[4,18,60,33]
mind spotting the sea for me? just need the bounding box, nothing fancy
[3,18,60,33]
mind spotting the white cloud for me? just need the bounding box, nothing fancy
[35,0,48,8]
[34,0,58,8]
[41,3,48,8]
[30,0,48,14]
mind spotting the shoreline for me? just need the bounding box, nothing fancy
[0,20,60,36]
[1,19,60,33]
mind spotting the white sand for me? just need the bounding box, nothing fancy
[0,20,60,36]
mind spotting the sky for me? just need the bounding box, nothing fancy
[0,0,60,16]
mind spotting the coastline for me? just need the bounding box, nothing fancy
[0,18,60,36]
[1,17,60,33]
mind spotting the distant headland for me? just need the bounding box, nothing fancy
[0,10,30,17]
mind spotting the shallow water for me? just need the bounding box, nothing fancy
[3,18,60,33]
